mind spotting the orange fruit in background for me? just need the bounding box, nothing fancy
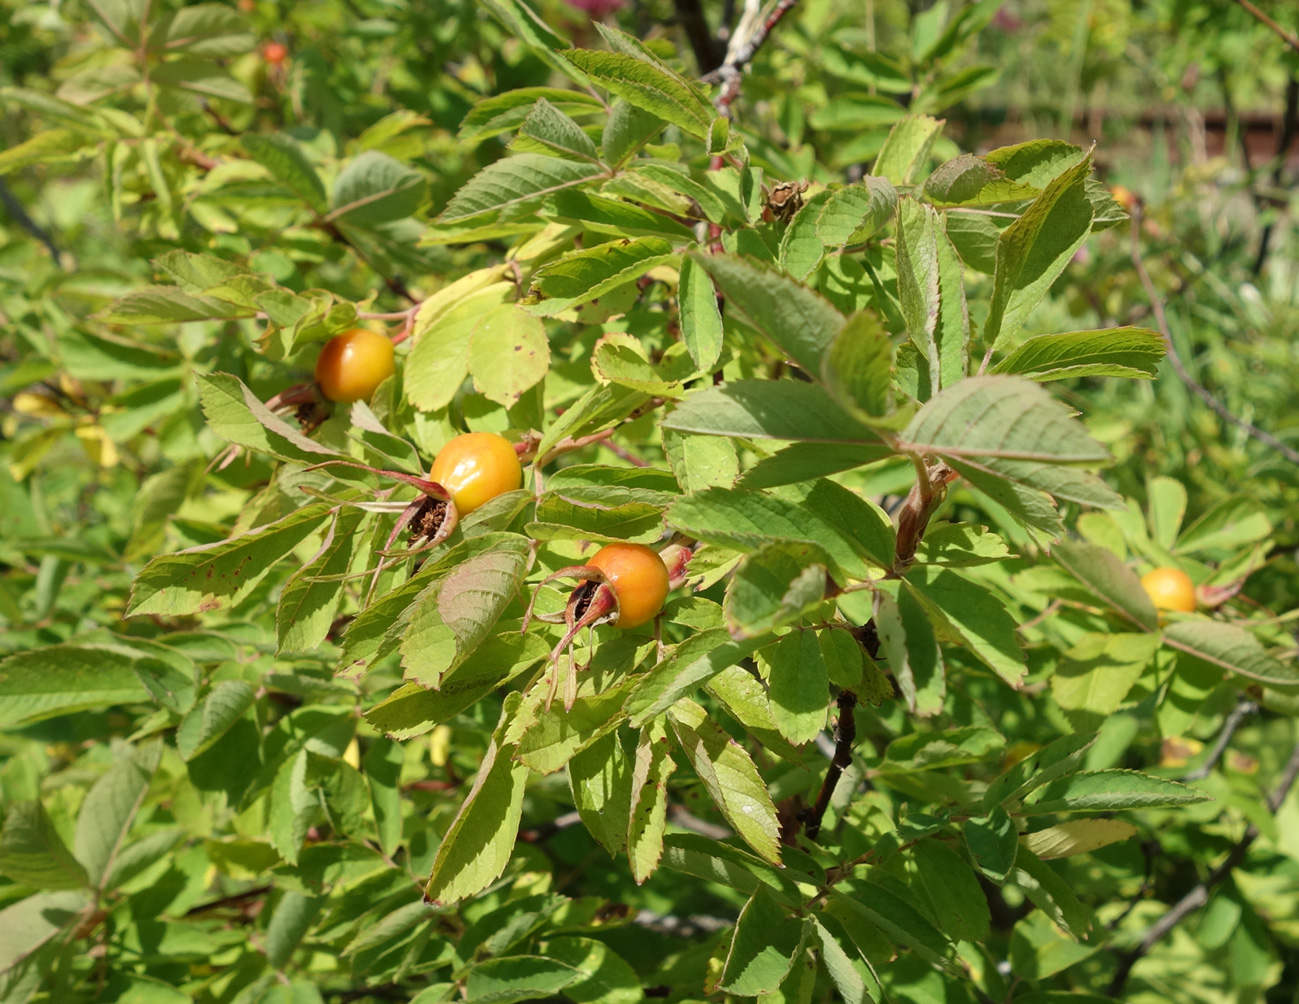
[1141,566,1196,613]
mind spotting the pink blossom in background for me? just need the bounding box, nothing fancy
[991,5,1021,31]
[564,0,626,17]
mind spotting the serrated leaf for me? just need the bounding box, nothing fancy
[678,254,724,372]
[401,543,530,689]
[1021,819,1139,859]
[196,373,344,465]
[911,839,990,942]
[545,188,693,240]
[876,588,944,717]
[965,807,1019,883]
[690,253,845,379]
[460,88,604,141]
[667,699,781,864]
[818,176,898,249]
[528,237,676,317]
[406,283,514,411]
[148,3,254,56]
[329,151,426,226]
[664,380,888,445]
[822,310,892,417]
[903,567,1024,688]
[515,98,599,162]
[992,327,1165,381]
[425,699,529,905]
[982,732,1097,812]
[872,115,944,184]
[74,742,160,886]
[1050,632,1160,716]
[719,888,805,995]
[627,722,675,883]
[0,644,151,727]
[569,732,633,855]
[1025,770,1209,814]
[1012,847,1092,936]
[1162,620,1298,687]
[176,680,257,761]
[152,58,251,103]
[127,504,333,618]
[468,303,550,407]
[242,133,328,213]
[440,154,603,223]
[625,628,764,726]
[0,801,90,890]
[1050,538,1158,631]
[725,543,831,640]
[763,630,829,745]
[983,155,1093,352]
[561,49,714,139]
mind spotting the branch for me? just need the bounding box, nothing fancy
[1181,699,1257,782]
[803,689,858,841]
[1129,206,1299,466]
[704,0,800,118]
[673,0,724,73]
[1106,742,1299,996]
[1235,0,1299,52]
[1252,75,1298,274]
[0,179,61,264]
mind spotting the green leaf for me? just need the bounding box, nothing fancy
[149,4,254,56]
[876,588,944,717]
[276,508,368,655]
[545,189,694,240]
[0,801,90,890]
[668,699,781,864]
[406,282,514,411]
[992,327,1165,381]
[479,0,579,81]
[1012,847,1092,938]
[530,485,665,544]
[911,839,990,942]
[829,881,954,969]
[176,680,257,761]
[400,541,530,689]
[0,644,151,727]
[923,153,1039,206]
[690,253,845,379]
[895,199,969,391]
[468,303,550,407]
[513,677,633,774]
[904,566,1024,688]
[196,373,344,465]
[667,487,877,581]
[1162,620,1299,687]
[625,629,764,726]
[822,310,893,418]
[1050,632,1160,717]
[464,957,582,1004]
[152,58,252,103]
[439,154,603,223]
[762,631,829,745]
[664,380,887,445]
[1025,769,1209,814]
[964,807,1019,883]
[242,133,328,213]
[1050,538,1158,631]
[982,732,1097,812]
[725,543,831,641]
[627,722,675,884]
[1020,819,1138,860]
[678,255,724,372]
[515,98,599,162]
[983,154,1094,352]
[810,916,876,1004]
[818,176,899,249]
[545,938,643,1004]
[560,49,714,139]
[914,522,1011,566]
[425,697,530,905]
[527,237,677,317]
[1148,475,1188,548]
[738,442,891,490]
[0,128,96,177]
[872,114,944,185]
[705,665,808,764]
[569,732,634,855]
[265,890,322,970]
[96,286,255,324]
[459,88,604,142]
[601,99,664,167]
[127,503,333,618]
[1175,495,1272,554]
[74,741,160,886]
[659,832,801,904]
[719,888,806,995]
[364,738,405,857]
[330,151,426,226]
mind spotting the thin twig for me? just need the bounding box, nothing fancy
[0,179,60,263]
[1106,742,1299,996]
[1181,699,1258,782]
[803,690,859,841]
[704,0,800,117]
[1235,0,1299,52]
[1129,206,1299,466]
